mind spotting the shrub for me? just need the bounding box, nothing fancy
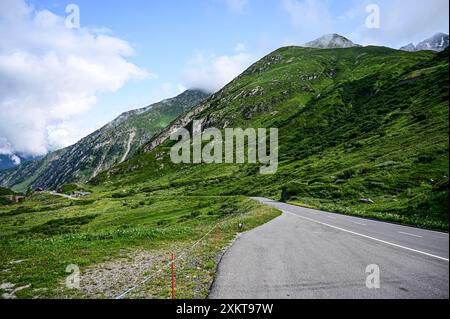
[0,197,13,205]
[416,154,436,164]
[58,183,80,195]
[190,211,201,218]
[337,168,356,180]
[111,191,133,198]
[21,215,98,236]
[0,187,16,196]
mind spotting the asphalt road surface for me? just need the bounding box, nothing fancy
[208,198,449,299]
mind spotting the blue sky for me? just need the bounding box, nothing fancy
[26,0,314,128]
[0,0,449,159]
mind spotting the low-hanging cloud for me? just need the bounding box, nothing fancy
[281,0,449,49]
[281,0,334,39]
[182,48,254,93]
[0,0,151,157]
[354,0,450,48]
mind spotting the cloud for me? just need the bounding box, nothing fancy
[281,0,449,48]
[0,138,14,157]
[10,154,21,165]
[223,0,249,14]
[0,137,21,165]
[353,0,450,48]
[281,0,334,38]
[234,43,247,52]
[45,121,93,152]
[158,82,188,99]
[182,47,254,93]
[0,0,150,157]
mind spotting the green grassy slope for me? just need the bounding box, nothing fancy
[0,187,20,205]
[95,46,449,229]
[0,45,448,299]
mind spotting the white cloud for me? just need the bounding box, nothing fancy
[0,137,20,165]
[159,82,188,98]
[0,138,14,157]
[224,0,249,14]
[177,84,187,94]
[281,0,449,49]
[234,43,247,52]
[352,0,450,48]
[182,48,254,93]
[281,0,334,38]
[0,0,151,157]
[45,121,93,151]
[10,154,21,165]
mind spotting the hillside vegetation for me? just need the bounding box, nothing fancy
[96,46,449,229]
[0,187,19,205]
[0,45,448,299]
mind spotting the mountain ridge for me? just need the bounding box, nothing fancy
[0,90,209,191]
[400,33,449,52]
[304,33,361,49]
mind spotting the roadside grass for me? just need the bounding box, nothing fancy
[0,194,279,299]
[116,202,278,299]
[287,196,448,231]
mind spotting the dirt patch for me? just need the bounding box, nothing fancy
[78,249,170,299]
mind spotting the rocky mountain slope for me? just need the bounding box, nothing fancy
[304,33,360,49]
[400,33,449,52]
[94,45,449,229]
[0,90,209,191]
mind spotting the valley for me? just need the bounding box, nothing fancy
[0,90,209,192]
[1,40,448,299]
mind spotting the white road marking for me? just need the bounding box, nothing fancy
[283,210,449,262]
[398,231,423,238]
[353,222,367,226]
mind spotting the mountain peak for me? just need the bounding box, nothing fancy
[304,34,360,49]
[400,33,449,52]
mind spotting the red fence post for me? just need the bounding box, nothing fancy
[171,253,175,299]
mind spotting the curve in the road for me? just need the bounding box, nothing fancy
[208,198,449,299]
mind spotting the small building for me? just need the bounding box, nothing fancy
[73,191,91,198]
[14,196,25,203]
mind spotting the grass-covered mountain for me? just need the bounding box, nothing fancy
[0,90,209,192]
[1,41,448,299]
[94,45,449,229]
